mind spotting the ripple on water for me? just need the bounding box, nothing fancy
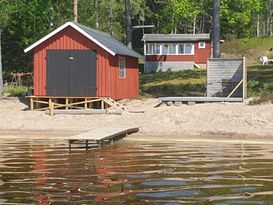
[137,189,201,198]
[142,180,188,186]
[0,139,273,204]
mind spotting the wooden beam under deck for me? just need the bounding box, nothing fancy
[26,96,126,115]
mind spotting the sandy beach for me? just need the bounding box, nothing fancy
[0,97,273,140]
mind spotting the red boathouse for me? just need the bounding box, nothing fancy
[142,34,211,72]
[24,22,142,100]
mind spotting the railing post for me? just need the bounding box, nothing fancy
[101,99,104,109]
[65,98,69,110]
[49,99,54,116]
[84,98,88,109]
[30,97,34,110]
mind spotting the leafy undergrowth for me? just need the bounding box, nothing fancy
[4,85,28,96]
[139,69,206,97]
[221,37,273,64]
[247,64,273,100]
[249,92,273,105]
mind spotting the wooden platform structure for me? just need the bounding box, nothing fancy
[27,96,126,115]
[159,96,243,105]
[159,58,247,106]
[68,127,139,150]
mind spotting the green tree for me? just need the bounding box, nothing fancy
[221,0,263,38]
[0,0,17,92]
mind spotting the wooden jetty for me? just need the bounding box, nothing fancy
[68,127,139,150]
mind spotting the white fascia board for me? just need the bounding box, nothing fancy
[24,22,116,56]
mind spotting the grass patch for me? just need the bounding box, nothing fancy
[4,85,28,96]
[140,69,206,97]
[221,37,273,64]
[139,65,273,100]
[247,64,273,83]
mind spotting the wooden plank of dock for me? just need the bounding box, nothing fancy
[159,97,243,104]
[68,127,139,149]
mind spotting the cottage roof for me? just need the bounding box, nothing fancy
[142,34,210,42]
[24,22,142,58]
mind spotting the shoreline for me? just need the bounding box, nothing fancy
[0,97,273,143]
[1,128,273,144]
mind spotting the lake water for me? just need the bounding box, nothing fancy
[1,137,273,204]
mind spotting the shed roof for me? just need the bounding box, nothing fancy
[142,34,210,42]
[24,22,142,58]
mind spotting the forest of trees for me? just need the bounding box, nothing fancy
[1,0,273,77]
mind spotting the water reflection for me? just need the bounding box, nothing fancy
[0,138,273,204]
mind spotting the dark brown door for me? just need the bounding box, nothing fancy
[46,50,97,96]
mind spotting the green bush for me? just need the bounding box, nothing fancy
[4,85,28,96]
[249,92,273,105]
[247,80,260,96]
[248,80,273,97]
[263,82,273,92]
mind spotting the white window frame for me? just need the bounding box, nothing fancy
[119,57,126,78]
[144,43,194,55]
[199,42,206,49]
[178,43,194,55]
[145,43,153,55]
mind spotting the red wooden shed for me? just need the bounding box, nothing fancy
[24,22,142,100]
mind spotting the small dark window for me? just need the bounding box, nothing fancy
[119,58,126,78]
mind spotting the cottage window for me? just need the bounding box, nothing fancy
[119,58,126,78]
[178,43,194,55]
[146,43,153,55]
[162,44,169,55]
[178,44,184,54]
[153,44,161,55]
[169,44,177,54]
[199,42,206,48]
[185,43,193,54]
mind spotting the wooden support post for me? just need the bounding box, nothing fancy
[65,98,69,110]
[49,99,54,116]
[35,100,39,109]
[85,140,88,150]
[101,100,104,109]
[243,57,247,101]
[30,97,34,110]
[84,98,87,110]
[224,79,244,102]
[69,140,72,149]
[97,140,102,147]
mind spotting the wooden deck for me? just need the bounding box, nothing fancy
[68,127,139,149]
[159,97,243,105]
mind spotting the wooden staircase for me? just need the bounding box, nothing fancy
[102,97,127,111]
